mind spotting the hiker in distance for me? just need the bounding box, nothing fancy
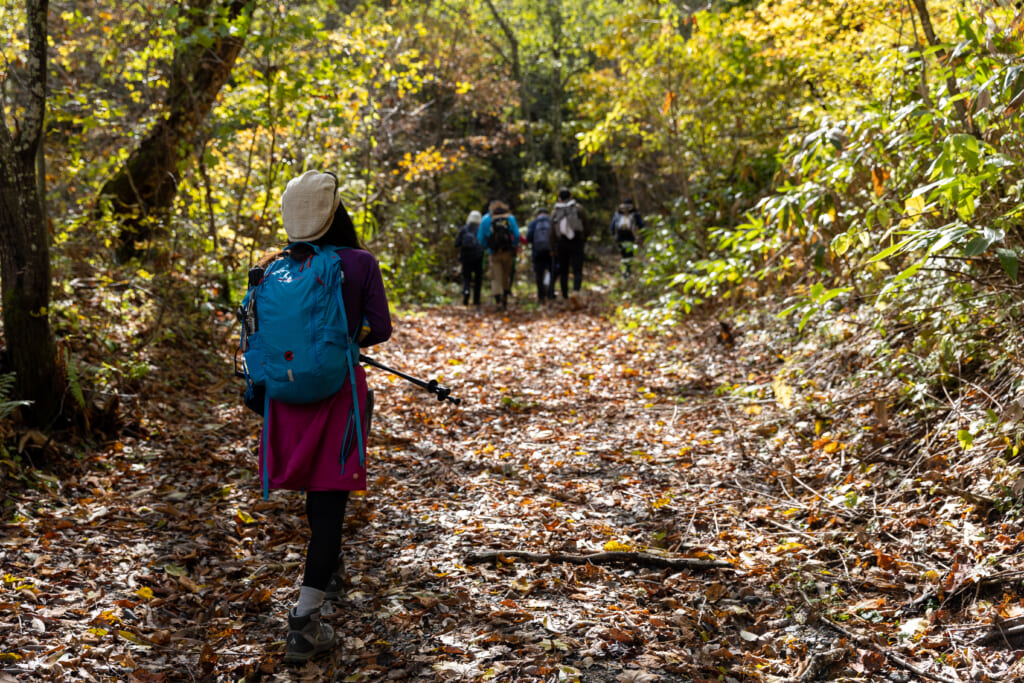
[454,210,485,307]
[610,198,645,276]
[526,207,556,304]
[245,170,392,663]
[550,187,589,300]
[476,200,520,310]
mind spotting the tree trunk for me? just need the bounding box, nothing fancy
[0,0,63,426]
[481,0,537,167]
[547,0,564,169]
[909,0,975,137]
[102,0,256,262]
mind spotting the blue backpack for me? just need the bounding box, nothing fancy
[532,215,552,251]
[237,243,364,490]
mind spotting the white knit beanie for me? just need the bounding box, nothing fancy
[281,170,341,242]
[467,210,482,225]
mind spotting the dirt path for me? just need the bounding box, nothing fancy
[3,288,1020,681]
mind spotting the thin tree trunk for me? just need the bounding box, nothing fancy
[481,0,536,166]
[909,0,975,136]
[0,0,62,426]
[547,0,564,169]
[101,0,256,262]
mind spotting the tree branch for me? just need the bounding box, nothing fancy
[464,549,733,571]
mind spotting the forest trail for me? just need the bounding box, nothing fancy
[3,279,1021,681]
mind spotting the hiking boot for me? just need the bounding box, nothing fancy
[323,554,347,603]
[284,607,336,664]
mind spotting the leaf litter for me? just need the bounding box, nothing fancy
[2,286,1024,681]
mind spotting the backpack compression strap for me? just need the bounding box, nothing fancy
[326,248,366,473]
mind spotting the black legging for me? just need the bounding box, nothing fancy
[302,490,350,590]
[461,258,483,305]
[533,250,555,301]
[556,240,585,297]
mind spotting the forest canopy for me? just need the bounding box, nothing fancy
[0,0,1022,439]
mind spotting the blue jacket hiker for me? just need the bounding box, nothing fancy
[476,200,520,310]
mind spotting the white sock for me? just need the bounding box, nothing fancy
[294,586,325,617]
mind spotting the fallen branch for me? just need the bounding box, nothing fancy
[909,569,1024,612]
[822,615,957,683]
[972,618,1024,646]
[798,647,848,682]
[463,550,732,571]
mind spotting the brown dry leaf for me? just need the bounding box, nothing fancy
[602,627,636,644]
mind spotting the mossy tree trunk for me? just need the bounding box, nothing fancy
[101,0,256,262]
[0,0,63,427]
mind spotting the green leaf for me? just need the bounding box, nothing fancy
[964,236,990,257]
[952,133,980,169]
[831,232,852,257]
[893,261,923,284]
[868,236,914,263]
[997,248,1018,281]
[798,309,815,332]
[778,302,802,318]
[818,286,852,304]
[957,430,974,450]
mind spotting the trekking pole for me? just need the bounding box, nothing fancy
[359,354,462,406]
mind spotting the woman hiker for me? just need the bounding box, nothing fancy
[254,170,392,663]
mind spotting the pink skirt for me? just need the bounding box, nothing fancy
[258,364,368,493]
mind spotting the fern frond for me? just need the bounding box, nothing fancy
[0,372,32,421]
[65,349,86,409]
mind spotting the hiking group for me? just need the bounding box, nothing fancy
[455,188,645,310]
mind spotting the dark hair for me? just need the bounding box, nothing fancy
[557,187,571,201]
[315,201,361,249]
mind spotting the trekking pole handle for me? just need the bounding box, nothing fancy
[359,354,462,406]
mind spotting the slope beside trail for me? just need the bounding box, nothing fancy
[3,287,1022,682]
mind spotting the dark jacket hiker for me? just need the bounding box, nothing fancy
[455,210,484,306]
[527,208,555,302]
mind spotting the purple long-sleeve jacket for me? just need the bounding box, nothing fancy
[258,248,392,492]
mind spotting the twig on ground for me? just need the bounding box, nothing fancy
[821,614,958,683]
[973,621,1024,646]
[798,647,848,682]
[909,569,1024,612]
[463,550,733,571]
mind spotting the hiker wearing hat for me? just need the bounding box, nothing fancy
[610,198,645,276]
[254,170,392,663]
[550,187,590,299]
[476,200,521,310]
[454,210,485,306]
